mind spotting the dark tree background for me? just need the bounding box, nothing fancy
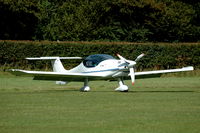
[0,0,199,42]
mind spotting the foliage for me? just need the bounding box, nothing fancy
[0,41,199,71]
[0,0,38,39]
[0,0,199,42]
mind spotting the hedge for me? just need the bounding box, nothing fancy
[0,41,199,71]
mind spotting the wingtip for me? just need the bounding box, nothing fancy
[182,66,194,71]
[7,69,16,72]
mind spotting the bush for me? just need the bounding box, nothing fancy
[0,41,199,71]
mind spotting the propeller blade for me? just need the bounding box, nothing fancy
[129,67,135,85]
[116,54,126,61]
[135,53,145,62]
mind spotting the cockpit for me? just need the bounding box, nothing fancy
[83,54,116,68]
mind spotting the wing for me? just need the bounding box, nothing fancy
[135,66,194,79]
[8,69,109,81]
[9,66,193,81]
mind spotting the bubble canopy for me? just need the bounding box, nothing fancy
[83,54,116,68]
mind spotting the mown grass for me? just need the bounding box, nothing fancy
[0,72,200,133]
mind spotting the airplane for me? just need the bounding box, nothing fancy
[9,54,194,92]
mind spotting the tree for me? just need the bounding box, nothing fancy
[0,0,199,42]
[0,0,38,40]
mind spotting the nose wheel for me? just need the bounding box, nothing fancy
[80,78,90,92]
[115,78,128,92]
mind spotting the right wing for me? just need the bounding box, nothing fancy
[8,69,109,81]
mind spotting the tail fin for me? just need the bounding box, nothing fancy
[51,57,67,72]
[26,57,82,72]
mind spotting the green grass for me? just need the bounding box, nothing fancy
[0,72,200,133]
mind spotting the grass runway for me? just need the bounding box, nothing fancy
[0,73,200,133]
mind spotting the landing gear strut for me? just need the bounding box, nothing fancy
[115,78,129,92]
[80,78,90,92]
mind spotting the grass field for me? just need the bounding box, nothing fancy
[0,73,200,133]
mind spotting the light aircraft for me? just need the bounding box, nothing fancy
[9,54,194,92]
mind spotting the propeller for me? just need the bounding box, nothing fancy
[117,53,145,85]
[129,67,135,85]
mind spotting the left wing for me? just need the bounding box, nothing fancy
[135,66,194,79]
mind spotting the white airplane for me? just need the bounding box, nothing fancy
[9,54,194,92]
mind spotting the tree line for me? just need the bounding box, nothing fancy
[0,0,200,42]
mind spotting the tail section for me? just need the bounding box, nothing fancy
[26,57,82,72]
[51,57,67,72]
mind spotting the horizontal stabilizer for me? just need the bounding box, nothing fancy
[26,57,82,60]
[56,81,68,85]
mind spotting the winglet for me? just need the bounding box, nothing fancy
[182,66,194,71]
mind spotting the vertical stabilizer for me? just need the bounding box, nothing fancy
[51,57,67,72]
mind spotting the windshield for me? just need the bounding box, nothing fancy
[83,54,116,68]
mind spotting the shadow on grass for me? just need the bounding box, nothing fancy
[8,89,198,94]
[128,90,197,93]
[48,90,198,93]
[87,90,198,93]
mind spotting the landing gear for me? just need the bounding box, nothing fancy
[115,78,129,92]
[80,78,90,92]
[80,78,128,92]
